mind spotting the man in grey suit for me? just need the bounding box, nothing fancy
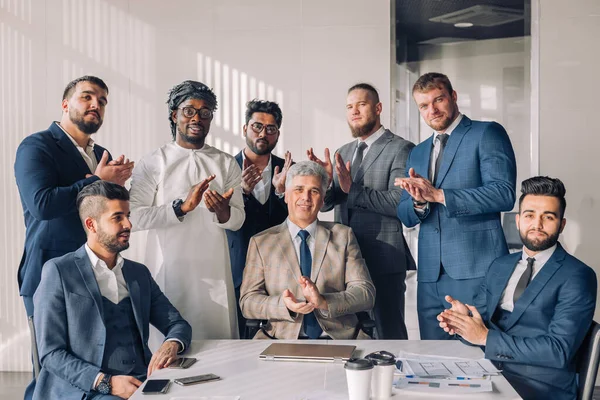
[308,83,416,339]
[33,181,191,400]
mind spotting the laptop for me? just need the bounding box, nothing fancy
[259,343,356,363]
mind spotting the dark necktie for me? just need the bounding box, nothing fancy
[351,142,368,180]
[298,230,323,339]
[513,257,535,303]
[432,133,449,185]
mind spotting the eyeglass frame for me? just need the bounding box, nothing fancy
[248,121,279,136]
[178,106,214,120]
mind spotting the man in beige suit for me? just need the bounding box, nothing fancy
[240,161,375,339]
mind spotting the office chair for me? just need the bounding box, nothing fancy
[502,212,521,252]
[576,320,600,400]
[27,316,41,379]
[245,311,375,340]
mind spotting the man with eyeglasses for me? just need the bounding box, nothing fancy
[129,80,245,342]
[226,99,292,338]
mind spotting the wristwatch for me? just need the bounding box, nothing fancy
[413,199,427,207]
[97,373,112,395]
[172,198,187,218]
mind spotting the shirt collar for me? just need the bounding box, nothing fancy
[241,150,272,173]
[357,125,386,148]
[85,243,124,273]
[522,243,557,265]
[434,113,463,140]
[56,122,95,150]
[286,218,318,240]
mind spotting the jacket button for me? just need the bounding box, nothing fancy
[434,228,439,233]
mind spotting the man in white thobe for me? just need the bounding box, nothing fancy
[130,80,244,341]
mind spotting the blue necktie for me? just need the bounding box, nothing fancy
[298,230,323,339]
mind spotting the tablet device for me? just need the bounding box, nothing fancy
[259,343,356,362]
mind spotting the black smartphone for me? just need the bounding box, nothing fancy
[174,373,221,386]
[141,379,171,394]
[168,357,197,369]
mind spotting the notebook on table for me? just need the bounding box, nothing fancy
[259,343,356,363]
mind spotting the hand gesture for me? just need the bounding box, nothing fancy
[147,340,180,377]
[299,276,327,310]
[241,158,262,195]
[307,147,333,184]
[334,153,353,193]
[272,151,293,195]
[204,187,234,223]
[109,375,142,399]
[181,175,216,214]
[437,295,470,335]
[93,151,135,186]
[438,305,488,345]
[282,289,315,315]
[394,168,444,204]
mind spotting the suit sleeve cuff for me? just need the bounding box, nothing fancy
[92,373,103,391]
[165,338,185,354]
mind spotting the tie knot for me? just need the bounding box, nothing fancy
[357,142,368,151]
[436,133,449,145]
[526,257,535,267]
[298,230,310,241]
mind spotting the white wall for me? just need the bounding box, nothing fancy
[0,0,395,371]
[537,0,600,321]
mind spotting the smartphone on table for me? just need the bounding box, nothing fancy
[174,373,221,386]
[141,379,171,394]
[168,357,197,369]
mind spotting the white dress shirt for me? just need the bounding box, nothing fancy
[242,151,272,205]
[57,122,98,172]
[499,244,557,312]
[85,244,128,304]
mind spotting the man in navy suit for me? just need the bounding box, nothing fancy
[396,72,517,339]
[14,76,134,399]
[34,181,191,400]
[438,177,596,400]
[226,99,292,338]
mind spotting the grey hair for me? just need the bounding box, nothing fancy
[285,161,330,194]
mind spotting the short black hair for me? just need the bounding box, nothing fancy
[76,181,130,228]
[518,176,567,219]
[245,99,283,128]
[412,72,454,96]
[62,76,109,101]
[347,83,380,103]
[167,80,218,139]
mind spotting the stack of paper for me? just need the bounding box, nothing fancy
[393,352,501,393]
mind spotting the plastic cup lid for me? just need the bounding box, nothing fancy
[344,358,374,370]
[365,351,396,366]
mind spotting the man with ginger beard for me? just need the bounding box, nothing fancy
[129,80,244,341]
[437,177,596,400]
[226,99,292,338]
[396,72,517,340]
[308,83,415,339]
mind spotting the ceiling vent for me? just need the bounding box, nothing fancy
[429,5,524,27]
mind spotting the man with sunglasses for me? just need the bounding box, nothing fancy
[226,99,292,338]
[129,80,245,342]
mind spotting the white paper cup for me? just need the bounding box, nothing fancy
[366,350,396,399]
[345,358,374,400]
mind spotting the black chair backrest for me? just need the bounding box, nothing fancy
[576,320,600,400]
[502,212,521,250]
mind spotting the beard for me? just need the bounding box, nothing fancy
[178,124,206,145]
[97,226,130,253]
[70,109,102,134]
[520,229,560,252]
[246,136,276,156]
[428,115,454,132]
[349,117,377,138]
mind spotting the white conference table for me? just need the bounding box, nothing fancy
[130,340,521,400]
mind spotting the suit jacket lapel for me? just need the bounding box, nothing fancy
[415,136,434,178]
[435,116,471,187]
[504,245,567,330]
[353,130,391,182]
[73,246,104,321]
[488,252,522,316]
[235,151,243,169]
[275,222,302,282]
[50,122,93,174]
[122,262,145,339]
[311,222,330,282]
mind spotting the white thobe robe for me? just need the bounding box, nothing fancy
[129,141,244,341]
